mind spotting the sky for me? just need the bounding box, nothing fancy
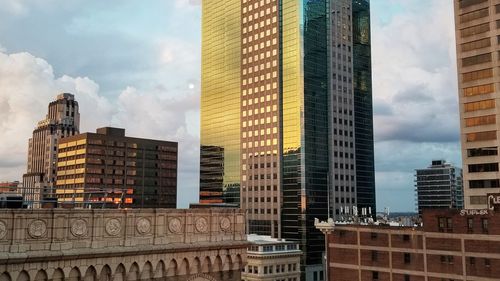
[0,0,460,212]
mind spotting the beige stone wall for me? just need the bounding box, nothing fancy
[0,208,248,281]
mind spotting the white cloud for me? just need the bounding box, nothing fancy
[0,48,200,207]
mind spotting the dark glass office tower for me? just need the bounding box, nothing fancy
[352,0,376,215]
[200,0,375,279]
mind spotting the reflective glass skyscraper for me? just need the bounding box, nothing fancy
[200,0,375,278]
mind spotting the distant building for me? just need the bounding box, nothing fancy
[0,181,20,193]
[242,234,301,281]
[453,0,500,209]
[415,160,463,214]
[55,127,177,208]
[23,93,80,208]
[318,204,500,281]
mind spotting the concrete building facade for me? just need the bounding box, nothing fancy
[0,208,247,281]
[415,160,463,214]
[55,127,177,209]
[454,0,500,209]
[242,234,301,281]
[320,207,500,281]
[23,93,80,208]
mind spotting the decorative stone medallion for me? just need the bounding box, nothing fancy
[28,219,47,238]
[136,217,151,235]
[168,218,182,234]
[220,217,231,232]
[105,218,121,236]
[0,221,6,239]
[195,217,209,233]
[70,219,88,237]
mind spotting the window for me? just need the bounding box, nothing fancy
[485,258,491,267]
[403,234,410,241]
[462,68,493,82]
[372,271,379,280]
[463,83,494,96]
[461,38,491,52]
[459,8,489,23]
[468,163,499,173]
[371,251,378,261]
[461,52,491,66]
[467,147,498,157]
[465,115,496,127]
[481,218,489,233]
[460,22,490,38]
[470,257,476,265]
[404,275,410,281]
[370,232,377,239]
[459,0,487,9]
[467,218,473,233]
[466,131,497,142]
[470,179,500,188]
[464,99,495,112]
[404,253,411,264]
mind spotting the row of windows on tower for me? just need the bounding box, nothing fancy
[334,141,354,148]
[246,185,278,191]
[248,208,278,215]
[250,197,278,203]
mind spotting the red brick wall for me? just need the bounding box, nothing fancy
[331,248,358,264]
[426,237,461,251]
[360,270,389,281]
[466,257,500,278]
[392,273,425,281]
[426,254,463,275]
[360,249,390,268]
[391,233,423,249]
[331,229,358,245]
[360,232,389,247]
[331,267,358,281]
[391,252,424,271]
[422,209,500,234]
[464,239,500,253]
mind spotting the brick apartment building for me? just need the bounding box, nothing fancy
[55,127,177,208]
[323,195,500,281]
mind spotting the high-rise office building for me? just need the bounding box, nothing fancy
[199,0,375,278]
[415,160,463,215]
[23,93,80,208]
[55,127,177,208]
[453,0,500,209]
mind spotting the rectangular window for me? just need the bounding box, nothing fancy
[404,253,411,264]
[461,38,491,52]
[470,256,476,265]
[464,99,495,112]
[460,7,489,23]
[470,195,488,204]
[462,68,493,82]
[466,131,497,142]
[468,163,499,173]
[371,251,378,261]
[469,179,500,188]
[459,0,487,9]
[460,22,490,38]
[467,218,474,232]
[372,271,379,280]
[463,83,494,96]
[482,218,489,233]
[467,147,498,157]
[465,115,496,127]
[485,258,491,267]
[462,53,492,66]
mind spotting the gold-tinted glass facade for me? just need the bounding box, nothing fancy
[200,0,242,204]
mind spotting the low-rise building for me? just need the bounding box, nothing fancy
[55,127,177,208]
[318,197,500,281]
[242,234,301,281]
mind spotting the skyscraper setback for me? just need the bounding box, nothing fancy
[23,93,80,208]
[454,0,500,209]
[199,0,375,278]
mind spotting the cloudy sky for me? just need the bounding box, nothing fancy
[0,0,460,211]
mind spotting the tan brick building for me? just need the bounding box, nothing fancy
[321,206,500,281]
[55,127,177,209]
[454,0,500,209]
[242,234,301,281]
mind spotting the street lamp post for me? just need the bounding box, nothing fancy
[315,218,335,281]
